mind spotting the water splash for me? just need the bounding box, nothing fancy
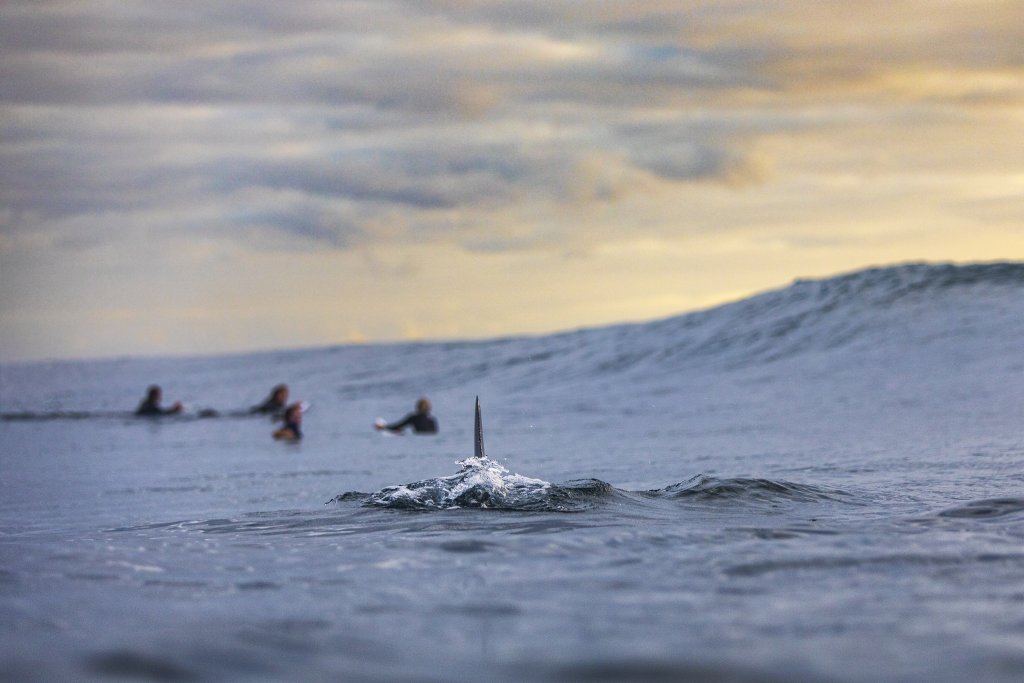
[364,455,552,510]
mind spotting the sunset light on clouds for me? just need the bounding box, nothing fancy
[1,0,1022,361]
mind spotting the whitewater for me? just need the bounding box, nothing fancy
[1,262,1022,681]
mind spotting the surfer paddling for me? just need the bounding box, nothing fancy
[251,384,289,417]
[135,385,183,417]
[376,397,438,434]
[272,402,303,441]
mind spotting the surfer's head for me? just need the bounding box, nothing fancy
[416,397,431,414]
[146,385,161,402]
[272,384,289,404]
[284,402,302,423]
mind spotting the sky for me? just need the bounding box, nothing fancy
[1,0,1022,362]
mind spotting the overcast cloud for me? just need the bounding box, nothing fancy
[1,0,1022,360]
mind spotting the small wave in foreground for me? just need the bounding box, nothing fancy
[937,497,1024,520]
[648,475,853,504]
[332,458,852,513]
[359,455,553,510]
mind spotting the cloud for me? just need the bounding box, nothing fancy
[1,0,1021,265]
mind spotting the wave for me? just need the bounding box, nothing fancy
[334,479,621,513]
[335,460,851,513]
[3,262,1020,413]
[936,497,1024,520]
[384,261,1024,388]
[624,261,1024,371]
[3,261,1020,431]
[647,475,854,504]
[361,455,555,511]
[724,551,1024,578]
[904,497,1024,533]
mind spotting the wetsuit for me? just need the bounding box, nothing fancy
[272,418,302,440]
[136,400,175,416]
[251,398,285,415]
[282,419,302,440]
[385,413,438,434]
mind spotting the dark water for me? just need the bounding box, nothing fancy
[2,263,1024,681]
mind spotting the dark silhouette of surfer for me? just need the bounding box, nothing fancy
[251,384,289,416]
[376,397,438,434]
[273,402,303,441]
[135,385,183,416]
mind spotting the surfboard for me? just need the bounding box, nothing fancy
[374,417,400,435]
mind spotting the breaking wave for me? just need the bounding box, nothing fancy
[3,263,1021,413]
[374,261,1024,388]
[621,261,1024,371]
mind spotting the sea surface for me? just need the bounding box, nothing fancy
[2,262,1023,682]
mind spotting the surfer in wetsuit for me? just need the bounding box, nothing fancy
[251,384,289,416]
[272,402,303,441]
[376,397,438,434]
[135,385,183,416]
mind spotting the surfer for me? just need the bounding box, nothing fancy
[135,385,183,417]
[272,402,303,441]
[376,397,438,434]
[251,384,289,416]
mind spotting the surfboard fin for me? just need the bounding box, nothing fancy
[474,396,485,458]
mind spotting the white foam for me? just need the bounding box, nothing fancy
[368,455,551,509]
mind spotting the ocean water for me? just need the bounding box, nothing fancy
[2,262,1023,682]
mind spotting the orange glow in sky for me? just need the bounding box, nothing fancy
[1,1,1022,361]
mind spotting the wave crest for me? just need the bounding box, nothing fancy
[650,475,851,504]
[937,497,1024,520]
[346,467,849,513]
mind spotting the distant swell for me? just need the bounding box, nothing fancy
[644,262,1024,369]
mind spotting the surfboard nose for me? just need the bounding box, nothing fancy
[474,396,485,458]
